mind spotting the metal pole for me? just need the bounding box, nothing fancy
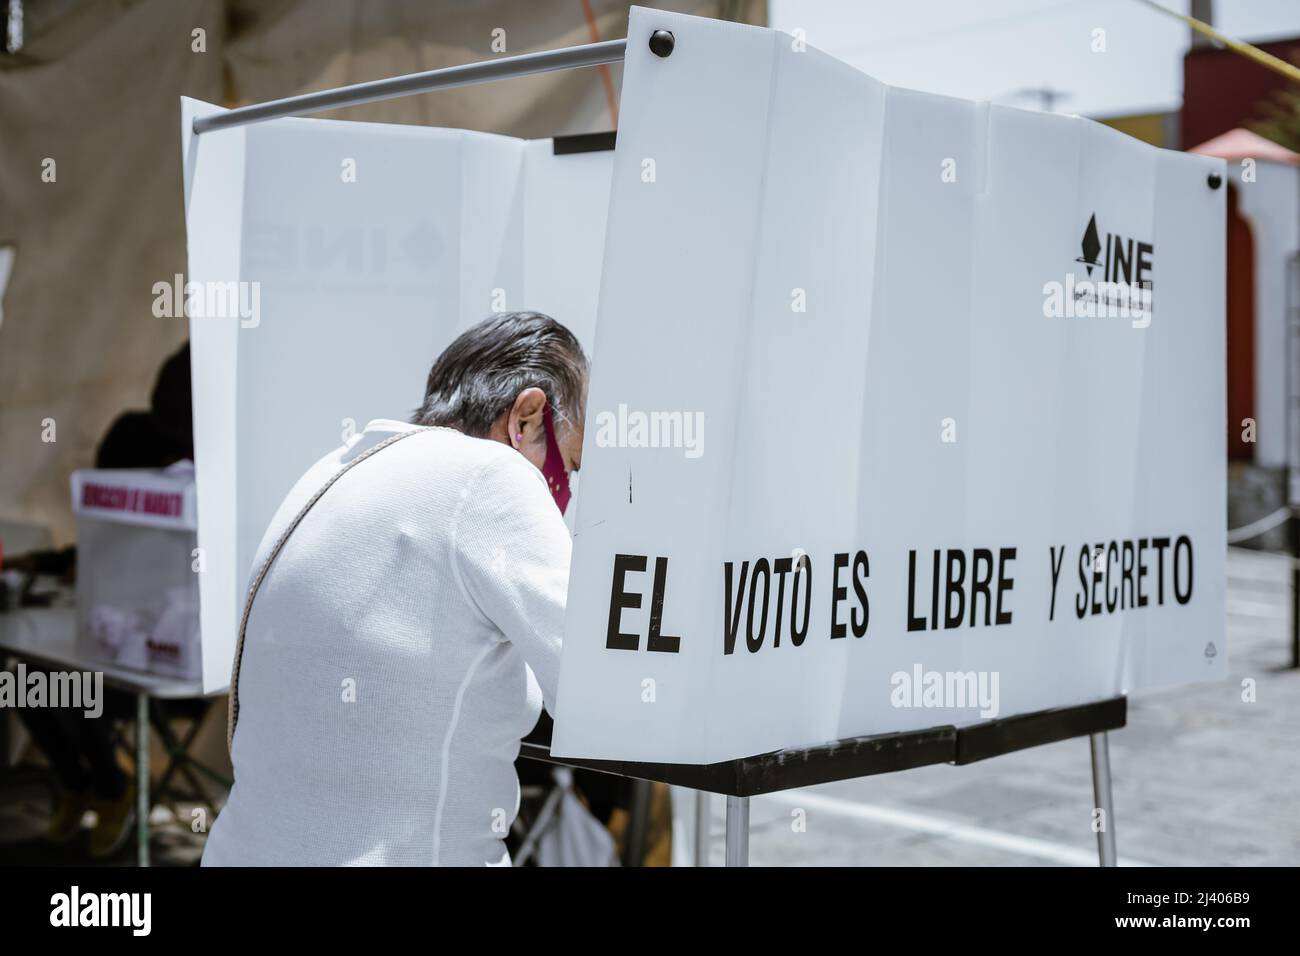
[1287,252,1300,669]
[623,778,652,866]
[1089,731,1117,867]
[193,39,627,135]
[1291,511,1300,669]
[136,692,150,867]
[694,790,710,866]
[0,659,9,769]
[724,795,749,867]
[512,771,568,867]
[1189,0,1214,48]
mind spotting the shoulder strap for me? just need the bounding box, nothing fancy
[226,427,434,754]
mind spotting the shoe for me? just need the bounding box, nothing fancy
[47,787,91,844]
[88,783,137,859]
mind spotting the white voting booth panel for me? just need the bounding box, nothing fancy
[180,99,610,691]
[551,9,1227,764]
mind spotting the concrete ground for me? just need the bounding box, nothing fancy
[696,547,1300,866]
[3,547,1296,867]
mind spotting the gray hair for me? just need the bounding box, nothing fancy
[412,312,588,437]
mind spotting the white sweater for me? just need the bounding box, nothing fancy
[201,419,571,866]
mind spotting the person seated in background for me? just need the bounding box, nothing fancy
[16,342,191,858]
[95,342,193,469]
[203,312,585,866]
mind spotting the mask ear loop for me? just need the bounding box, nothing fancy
[542,403,572,514]
[548,400,577,433]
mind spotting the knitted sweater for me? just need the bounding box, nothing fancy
[201,419,570,866]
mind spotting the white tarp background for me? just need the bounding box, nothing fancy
[181,100,612,690]
[551,8,1227,765]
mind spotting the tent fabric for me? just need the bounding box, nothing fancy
[0,0,765,543]
[0,0,225,546]
[1190,127,1300,166]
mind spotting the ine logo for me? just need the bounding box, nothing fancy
[1076,213,1154,286]
[1044,213,1155,325]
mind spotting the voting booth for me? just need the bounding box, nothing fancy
[183,7,1226,865]
[552,12,1227,765]
[180,104,613,692]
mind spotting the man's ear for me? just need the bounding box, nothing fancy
[508,387,548,449]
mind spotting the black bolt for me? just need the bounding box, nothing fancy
[1207,171,1223,190]
[649,29,675,58]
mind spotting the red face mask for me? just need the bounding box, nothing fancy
[542,405,572,515]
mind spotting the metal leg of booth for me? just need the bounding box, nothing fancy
[725,795,749,866]
[623,778,652,865]
[0,670,9,769]
[1089,731,1117,867]
[136,691,150,867]
[694,790,710,866]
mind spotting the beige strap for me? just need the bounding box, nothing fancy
[226,427,437,754]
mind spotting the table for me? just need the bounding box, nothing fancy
[522,697,1127,866]
[0,606,228,865]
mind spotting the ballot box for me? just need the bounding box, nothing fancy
[71,464,202,680]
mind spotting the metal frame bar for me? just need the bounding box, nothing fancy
[135,692,149,867]
[1090,731,1117,867]
[694,790,710,866]
[511,773,567,867]
[623,778,652,865]
[192,38,627,135]
[520,698,1123,797]
[1285,251,1300,669]
[150,699,229,808]
[725,796,749,866]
